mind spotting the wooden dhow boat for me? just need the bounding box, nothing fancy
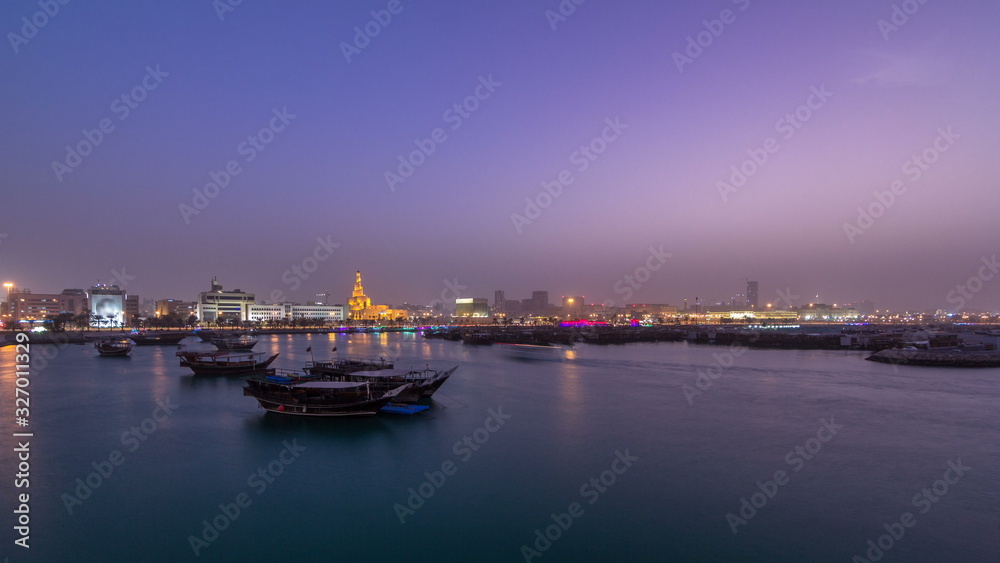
[94,338,133,357]
[243,372,411,416]
[176,350,278,375]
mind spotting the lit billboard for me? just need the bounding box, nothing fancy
[91,294,124,327]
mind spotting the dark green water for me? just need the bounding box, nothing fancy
[1,333,997,562]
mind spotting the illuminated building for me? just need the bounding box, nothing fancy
[247,303,347,323]
[347,271,406,322]
[796,304,860,322]
[89,284,126,327]
[248,304,285,323]
[195,277,255,322]
[2,282,13,323]
[348,271,371,320]
[562,296,585,317]
[156,299,197,318]
[289,303,346,321]
[703,310,799,323]
[5,286,89,324]
[455,298,489,317]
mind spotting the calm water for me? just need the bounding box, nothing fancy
[1,333,998,562]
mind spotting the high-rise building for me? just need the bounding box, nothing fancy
[494,290,505,307]
[746,280,759,309]
[531,291,549,314]
[125,294,140,323]
[2,282,15,323]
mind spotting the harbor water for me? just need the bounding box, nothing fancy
[1,333,997,562]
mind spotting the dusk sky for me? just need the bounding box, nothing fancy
[2,0,998,311]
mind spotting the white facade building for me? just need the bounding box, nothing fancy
[247,303,346,323]
[196,278,255,322]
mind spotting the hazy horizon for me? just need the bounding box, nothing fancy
[3,1,999,312]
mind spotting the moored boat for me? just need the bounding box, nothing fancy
[243,375,412,416]
[95,338,132,357]
[177,350,278,375]
[129,331,190,345]
[304,356,394,377]
[310,365,458,402]
[209,333,259,351]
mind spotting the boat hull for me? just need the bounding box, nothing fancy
[250,398,383,416]
[95,339,133,356]
[415,366,457,398]
[96,348,131,357]
[179,353,279,375]
[129,332,190,345]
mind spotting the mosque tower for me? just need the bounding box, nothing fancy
[348,271,371,320]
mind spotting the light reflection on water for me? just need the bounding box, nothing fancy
[1,334,997,562]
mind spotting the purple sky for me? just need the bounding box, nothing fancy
[2,0,998,312]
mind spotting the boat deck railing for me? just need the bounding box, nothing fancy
[305,356,394,368]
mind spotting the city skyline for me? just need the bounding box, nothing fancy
[0,271,965,316]
[2,2,999,312]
